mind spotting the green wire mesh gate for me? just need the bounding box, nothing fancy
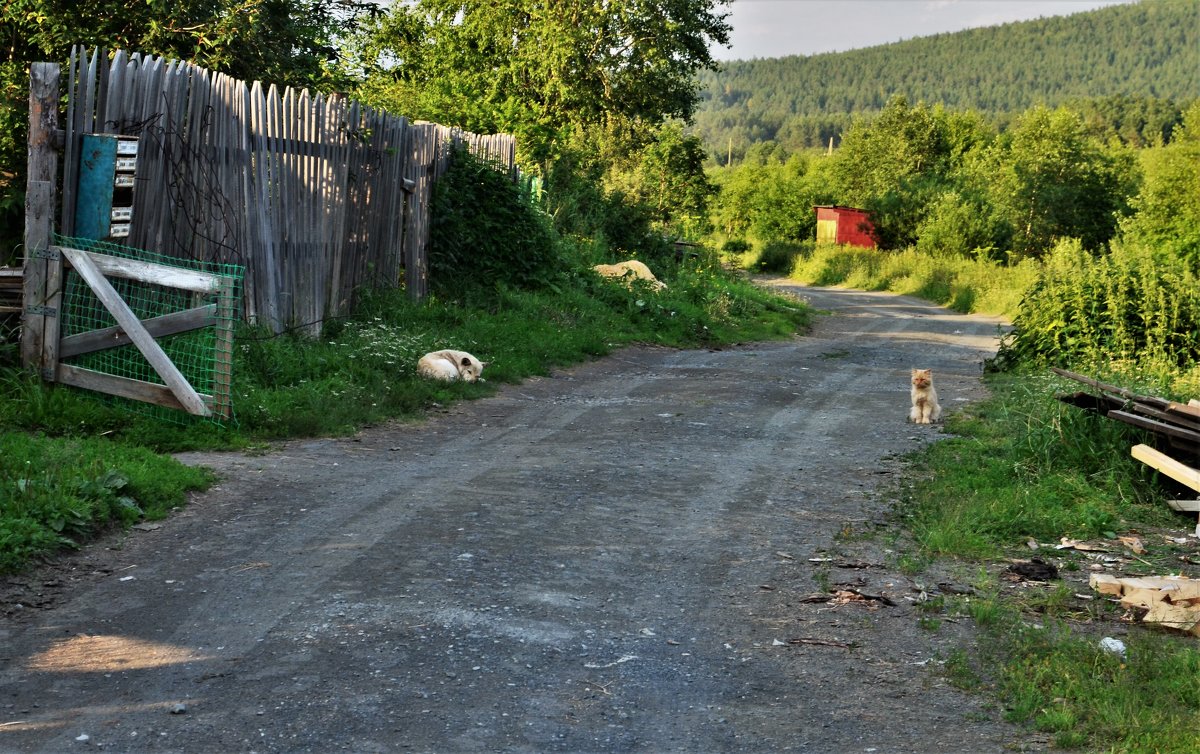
[51,235,242,421]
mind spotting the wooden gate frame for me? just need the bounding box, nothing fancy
[23,61,234,418]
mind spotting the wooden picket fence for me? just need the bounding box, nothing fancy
[59,47,516,334]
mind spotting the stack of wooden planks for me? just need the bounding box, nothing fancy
[1054,367,1200,533]
[1054,367,1200,456]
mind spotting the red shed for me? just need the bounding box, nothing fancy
[814,205,877,248]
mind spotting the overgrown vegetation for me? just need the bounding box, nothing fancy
[993,239,1200,381]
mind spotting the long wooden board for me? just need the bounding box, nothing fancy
[1110,410,1200,447]
[58,246,224,293]
[1052,367,1173,409]
[1131,444,1200,492]
[56,363,214,414]
[59,304,215,358]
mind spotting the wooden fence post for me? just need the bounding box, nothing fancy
[22,62,61,378]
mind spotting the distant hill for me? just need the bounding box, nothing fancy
[693,0,1199,163]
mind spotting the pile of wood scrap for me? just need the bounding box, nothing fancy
[1054,368,1200,533]
[1091,573,1200,636]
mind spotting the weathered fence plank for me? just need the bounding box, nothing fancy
[22,63,60,376]
[59,305,216,359]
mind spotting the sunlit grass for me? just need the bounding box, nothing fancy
[786,243,1039,319]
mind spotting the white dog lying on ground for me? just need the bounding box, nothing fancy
[592,260,667,291]
[416,350,486,382]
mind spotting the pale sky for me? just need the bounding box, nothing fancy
[713,0,1140,60]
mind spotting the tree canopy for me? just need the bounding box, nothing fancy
[353,0,731,164]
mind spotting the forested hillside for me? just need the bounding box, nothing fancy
[694,0,1198,162]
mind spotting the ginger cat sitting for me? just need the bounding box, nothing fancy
[909,368,942,424]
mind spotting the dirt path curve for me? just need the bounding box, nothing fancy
[0,282,1036,754]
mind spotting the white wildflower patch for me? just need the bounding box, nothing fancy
[330,324,430,369]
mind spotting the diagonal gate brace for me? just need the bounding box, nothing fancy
[59,245,211,417]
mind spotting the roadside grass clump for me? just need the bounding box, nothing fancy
[0,364,242,451]
[0,431,213,573]
[789,243,1039,318]
[790,243,883,288]
[952,595,1200,753]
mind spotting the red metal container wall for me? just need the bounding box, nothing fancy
[814,205,877,249]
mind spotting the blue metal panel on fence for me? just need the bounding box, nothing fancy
[75,134,118,241]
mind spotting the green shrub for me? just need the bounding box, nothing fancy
[915,189,1007,258]
[428,148,567,295]
[994,238,1200,374]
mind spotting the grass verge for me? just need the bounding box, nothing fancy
[0,430,214,573]
[896,369,1200,752]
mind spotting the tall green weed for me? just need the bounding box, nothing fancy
[994,238,1200,383]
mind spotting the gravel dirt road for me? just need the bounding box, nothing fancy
[0,281,1038,753]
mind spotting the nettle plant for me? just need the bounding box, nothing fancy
[996,238,1200,379]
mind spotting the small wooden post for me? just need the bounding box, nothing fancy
[22,62,61,378]
[212,275,236,419]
